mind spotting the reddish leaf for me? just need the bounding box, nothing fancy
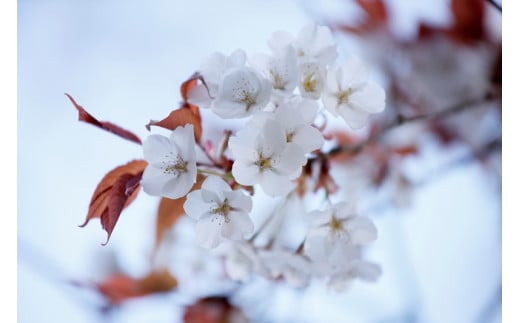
[392,145,418,157]
[450,0,485,43]
[97,269,177,305]
[66,93,142,145]
[336,0,388,34]
[181,72,206,101]
[80,160,148,245]
[155,174,205,246]
[183,297,236,323]
[146,103,202,143]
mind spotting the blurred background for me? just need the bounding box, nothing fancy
[18,0,502,322]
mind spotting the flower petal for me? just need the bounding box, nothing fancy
[349,82,386,114]
[338,56,369,89]
[196,214,223,248]
[338,106,370,130]
[184,190,208,220]
[292,124,324,153]
[143,135,176,165]
[224,190,253,213]
[161,166,196,199]
[232,160,260,186]
[259,171,294,197]
[348,217,378,244]
[221,211,254,240]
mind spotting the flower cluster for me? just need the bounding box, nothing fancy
[140,23,385,289]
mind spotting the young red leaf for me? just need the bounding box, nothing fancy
[180,72,207,101]
[79,160,148,245]
[146,103,202,143]
[96,269,177,305]
[65,93,142,145]
[155,174,205,246]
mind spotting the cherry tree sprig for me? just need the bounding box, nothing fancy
[72,23,387,290]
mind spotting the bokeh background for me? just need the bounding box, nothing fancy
[18,0,502,322]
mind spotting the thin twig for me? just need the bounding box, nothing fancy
[315,92,498,162]
[486,0,502,13]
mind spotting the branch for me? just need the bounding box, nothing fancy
[486,0,502,13]
[316,92,499,161]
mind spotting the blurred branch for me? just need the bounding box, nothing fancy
[486,0,502,13]
[315,92,499,162]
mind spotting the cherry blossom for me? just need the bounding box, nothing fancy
[322,56,386,129]
[228,119,306,196]
[141,124,197,199]
[212,66,272,118]
[327,260,382,292]
[184,175,254,248]
[258,249,313,288]
[250,45,298,95]
[303,202,377,263]
[187,49,246,108]
[268,23,337,66]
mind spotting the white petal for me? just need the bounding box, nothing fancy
[291,124,324,153]
[171,124,195,161]
[202,175,232,194]
[143,135,175,165]
[322,92,340,116]
[228,49,247,67]
[349,82,386,113]
[338,56,369,88]
[224,190,253,213]
[221,211,254,240]
[196,214,223,248]
[187,84,212,107]
[232,160,260,186]
[339,107,370,129]
[276,143,306,175]
[141,166,173,196]
[303,227,331,261]
[353,261,382,282]
[161,166,196,199]
[348,217,378,244]
[260,119,286,156]
[296,99,319,124]
[259,171,294,197]
[184,190,208,220]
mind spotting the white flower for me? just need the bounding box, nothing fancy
[322,56,386,129]
[298,62,326,99]
[327,260,382,292]
[248,99,323,154]
[222,242,269,282]
[303,202,377,263]
[258,249,312,288]
[184,176,254,249]
[250,45,298,95]
[229,119,306,197]
[268,23,337,66]
[212,66,272,118]
[187,49,246,108]
[141,124,197,199]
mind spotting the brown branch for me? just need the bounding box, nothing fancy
[315,92,499,161]
[486,0,502,13]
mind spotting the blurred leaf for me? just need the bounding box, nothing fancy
[79,160,147,245]
[97,269,177,305]
[66,93,142,145]
[336,0,388,34]
[155,174,205,246]
[183,296,246,323]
